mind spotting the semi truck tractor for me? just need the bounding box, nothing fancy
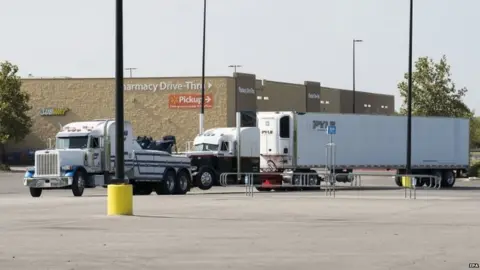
[24,119,192,197]
[256,111,469,190]
[186,127,260,190]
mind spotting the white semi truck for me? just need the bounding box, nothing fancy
[186,127,260,190]
[24,119,193,197]
[256,111,470,190]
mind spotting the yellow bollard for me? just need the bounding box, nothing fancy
[107,184,133,216]
[401,176,412,188]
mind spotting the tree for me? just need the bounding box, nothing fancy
[397,55,478,147]
[398,55,472,118]
[0,61,33,167]
[471,117,480,149]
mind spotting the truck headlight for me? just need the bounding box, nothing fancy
[61,165,73,171]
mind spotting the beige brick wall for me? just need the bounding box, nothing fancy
[8,77,229,152]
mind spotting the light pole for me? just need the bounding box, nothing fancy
[114,0,125,183]
[199,0,207,135]
[125,67,137,78]
[228,64,242,74]
[352,39,363,113]
[406,0,413,175]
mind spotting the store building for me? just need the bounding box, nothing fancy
[7,72,394,159]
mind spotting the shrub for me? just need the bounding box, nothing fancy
[467,161,480,177]
[0,163,11,171]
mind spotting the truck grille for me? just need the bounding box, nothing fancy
[35,153,59,176]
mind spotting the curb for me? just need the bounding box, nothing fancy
[466,177,480,181]
[1,167,27,174]
[2,170,26,174]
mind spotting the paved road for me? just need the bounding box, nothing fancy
[1,171,479,270]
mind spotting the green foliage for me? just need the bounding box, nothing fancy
[0,163,10,171]
[467,161,480,177]
[0,61,33,163]
[397,55,477,147]
[398,55,472,118]
[470,117,480,149]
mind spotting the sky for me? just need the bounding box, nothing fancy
[0,0,478,113]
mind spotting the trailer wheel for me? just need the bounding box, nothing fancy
[174,170,190,195]
[415,178,425,187]
[29,188,42,197]
[157,170,176,195]
[195,167,215,190]
[442,170,456,188]
[72,170,86,197]
[425,170,442,187]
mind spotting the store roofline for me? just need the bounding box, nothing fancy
[20,75,394,98]
[20,75,233,80]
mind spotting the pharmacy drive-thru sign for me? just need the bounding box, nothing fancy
[168,94,214,109]
[124,81,213,92]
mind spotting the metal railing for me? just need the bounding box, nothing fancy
[218,171,441,199]
[219,171,328,197]
[335,172,440,200]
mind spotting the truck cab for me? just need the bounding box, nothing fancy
[24,120,134,197]
[24,120,192,197]
[186,127,260,190]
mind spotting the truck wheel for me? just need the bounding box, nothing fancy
[156,170,176,195]
[133,184,142,195]
[442,170,456,188]
[134,183,153,195]
[174,170,190,195]
[195,167,214,190]
[133,183,151,195]
[394,177,402,187]
[72,170,86,197]
[29,188,42,197]
[307,172,320,190]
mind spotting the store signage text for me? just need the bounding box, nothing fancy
[124,81,213,92]
[308,93,320,99]
[238,87,255,95]
[40,108,69,116]
[168,93,214,109]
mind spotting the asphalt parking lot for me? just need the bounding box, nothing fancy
[1,171,479,270]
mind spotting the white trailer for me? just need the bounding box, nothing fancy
[24,119,192,197]
[257,111,469,188]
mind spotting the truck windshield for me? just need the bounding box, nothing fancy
[193,143,218,151]
[56,136,89,149]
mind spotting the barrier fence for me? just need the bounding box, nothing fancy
[218,171,441,199]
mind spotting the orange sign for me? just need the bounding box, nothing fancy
[168,93,214,109]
